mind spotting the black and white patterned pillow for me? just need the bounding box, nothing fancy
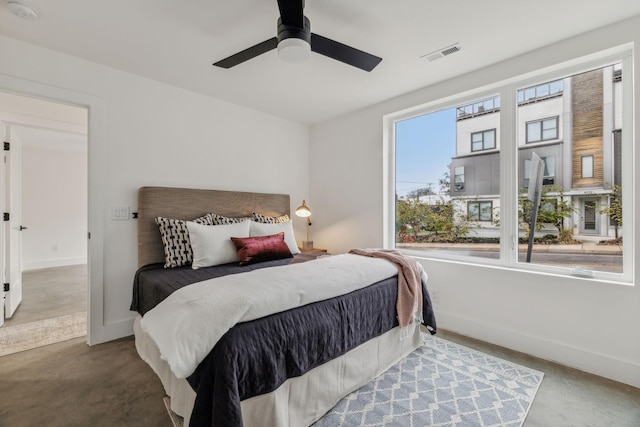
[155,214,212,268]
[208,213,250,225]
[252,212,290,224]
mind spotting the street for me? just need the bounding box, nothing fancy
[401,246,623,273]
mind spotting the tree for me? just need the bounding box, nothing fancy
[438,168,451,194]
[600,184,622,239]
[406,185,435,201]
[518,184,575,242]
[395,197,476,243]
[395,199,429,242]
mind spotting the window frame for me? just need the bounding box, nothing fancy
[526,116,559,143]
[471,128,496,152]
[517,79,564,104]
[383,48,634,284]
[581,155,594,178]
[454,166,465,190]
[468,200,493,222]
[524,156,555,187]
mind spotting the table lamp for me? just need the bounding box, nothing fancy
[295,200,313,250]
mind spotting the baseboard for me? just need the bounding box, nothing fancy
[437,309,640,389]
[23,257,87,271]
[93,316,135,344]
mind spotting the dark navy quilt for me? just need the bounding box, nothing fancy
[131,257,436,427]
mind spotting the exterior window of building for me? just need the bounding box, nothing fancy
[456,96,500,120]
[526,117,558,143]
[524,156,555,187]
[454,167,465,190]
[582,155,594,178]
[389,55,632,283]
[517,79,564,104]
[468,201,492,221]
[471,129,496,151]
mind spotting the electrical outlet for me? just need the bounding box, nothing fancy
[430,288,440,304]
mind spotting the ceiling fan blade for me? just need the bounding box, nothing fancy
[311,33,382,72]
[213,37,278,69]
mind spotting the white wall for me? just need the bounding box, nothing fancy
[21,138,87,270]
[310,16,640,387]
[0,34,310,342]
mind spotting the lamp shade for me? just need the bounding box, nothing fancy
[295,200,311,217]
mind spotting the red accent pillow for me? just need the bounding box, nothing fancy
[231,232,293,266]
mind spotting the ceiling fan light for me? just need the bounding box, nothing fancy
[277,38,311,64]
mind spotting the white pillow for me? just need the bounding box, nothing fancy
[186,220,250,269]
[249,220,300,255]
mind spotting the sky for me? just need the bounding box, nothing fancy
[395,107,456,198]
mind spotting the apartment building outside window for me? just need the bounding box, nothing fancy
[388,50,632,283]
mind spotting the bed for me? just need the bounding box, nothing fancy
[131,186,436,427]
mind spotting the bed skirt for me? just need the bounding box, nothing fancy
[134,316,425,427]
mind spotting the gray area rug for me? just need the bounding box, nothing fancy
[164,335,543,427]
[313,335,543,427]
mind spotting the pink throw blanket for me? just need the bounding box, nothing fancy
[349,248,423,327]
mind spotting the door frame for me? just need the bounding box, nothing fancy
[580,197,601,235]
[0,74,106,345]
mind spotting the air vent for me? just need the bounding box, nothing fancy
[421,43,462,62]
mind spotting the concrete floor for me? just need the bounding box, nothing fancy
[0,329,638,426]
[0,265,87,356]
[3,264,87,327]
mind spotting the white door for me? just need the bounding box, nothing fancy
[3,124,23,318]
[0,122,4,326]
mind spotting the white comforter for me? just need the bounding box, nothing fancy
[140,253,400,379]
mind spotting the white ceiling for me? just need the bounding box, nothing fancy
[1,0,639,125]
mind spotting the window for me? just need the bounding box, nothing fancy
[394,94,501,262]
[517,79,564,104]
[456,96,500,119]
[468,201,492,221]
[524,156,555,187]
[582,155,594,178]
[471,129,496,151]
[388,53,632,283]
[454,167,465,190]
[526,117,558,143]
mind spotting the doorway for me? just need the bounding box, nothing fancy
[0,92,88,355]
[580,197,600,235]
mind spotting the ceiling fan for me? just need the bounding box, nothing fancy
[213,0,382,72]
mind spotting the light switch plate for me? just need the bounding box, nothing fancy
[111,206,130,220]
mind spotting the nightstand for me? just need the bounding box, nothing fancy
[300,248,327,254]
[298,248,329,260]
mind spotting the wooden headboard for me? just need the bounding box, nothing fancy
[137,186,290,268]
